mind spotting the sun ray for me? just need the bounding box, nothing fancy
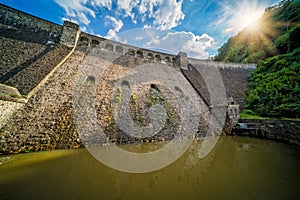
[217,0,272,34]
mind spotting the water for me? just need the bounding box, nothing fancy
[0,136,299,200]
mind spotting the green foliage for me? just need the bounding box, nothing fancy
[244,48,300,118]
[214,0,300,119]
[114,87,122,103]
[9,93,19,98]
[214,0,300,63]
[275,24,300,53]
[131,92,137,103]
[240,112,269,119]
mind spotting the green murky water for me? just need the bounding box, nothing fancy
[0,136,299,200]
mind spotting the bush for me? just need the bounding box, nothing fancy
[245,48,300,118]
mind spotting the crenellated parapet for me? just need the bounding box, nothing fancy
[79,32,176,65]
[77,31,257,70]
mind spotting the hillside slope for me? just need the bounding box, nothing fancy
[214,0,300,63]
[215,0,300,118]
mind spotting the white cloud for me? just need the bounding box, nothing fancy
[117,0,139,21]
[105,16,124,32]
[55,0,184,30]
[106,29,128,43]
[151,0,185,30]
[55,0,113,25]
[142,0,185,30]
[91,0,112,9]
[135,36,143,41]
[155,31,215,58]
[106,29,119,40]
[116,28,216,59]
[81,26,87,32]
[55,0,96,25]
[116,0,184,30]
[77,12,91,25]
[143,24,152,29]
[105,16,125,42]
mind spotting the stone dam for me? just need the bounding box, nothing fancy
[0,3,261,154]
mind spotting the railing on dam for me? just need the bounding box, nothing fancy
[78,33,176,65]
[78,32,257,70]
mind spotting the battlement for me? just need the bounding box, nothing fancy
[79,32,176,65]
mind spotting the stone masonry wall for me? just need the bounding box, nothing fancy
[233,119,300,146]
[184,58,256,109]
[0,4,265,155]
[219,67,253,110]
[0,36,47,81]
[0,48,86,155]
[60,21,80,47]
[78,32,176,66]
[0,3,63,42]
[0,3,69,95]
[3,44,70,95]
[0,100,24,129]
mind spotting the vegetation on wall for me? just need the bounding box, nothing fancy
[214,0,300,118]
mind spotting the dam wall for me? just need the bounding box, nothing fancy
[0,4,264,155]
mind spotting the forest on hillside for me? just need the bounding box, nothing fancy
[214,0,300,118]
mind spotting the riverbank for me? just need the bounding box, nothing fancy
[232,118,300,146]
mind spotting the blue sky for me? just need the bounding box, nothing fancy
[1,0,280,58]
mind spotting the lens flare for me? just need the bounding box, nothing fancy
[238,11,263,31]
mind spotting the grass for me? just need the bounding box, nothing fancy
[240,112,269,119]
[282,117,300,121]
[9,93,20,98]
[240,112,300,121]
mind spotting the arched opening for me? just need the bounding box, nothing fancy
[164,56,171,63]
[172,57,176,64]
[137,50,144,58]
[154,55,161,62]
[91,39,100,47]
[116,46,123,54]
[85,76,95,84]
[79,36,89,46]
[105,43,114,51]
[147,53,154,60]
[127,49,135,56]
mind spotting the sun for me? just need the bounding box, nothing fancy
[221,0,266,34]
[237,9,263,31]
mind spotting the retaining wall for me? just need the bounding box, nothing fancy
[233,119,300,146]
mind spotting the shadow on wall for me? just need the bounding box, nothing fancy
[0,46,54,83]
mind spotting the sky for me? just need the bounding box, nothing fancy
[1,0,280,59]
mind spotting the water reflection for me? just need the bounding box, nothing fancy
[0,136,299,200]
